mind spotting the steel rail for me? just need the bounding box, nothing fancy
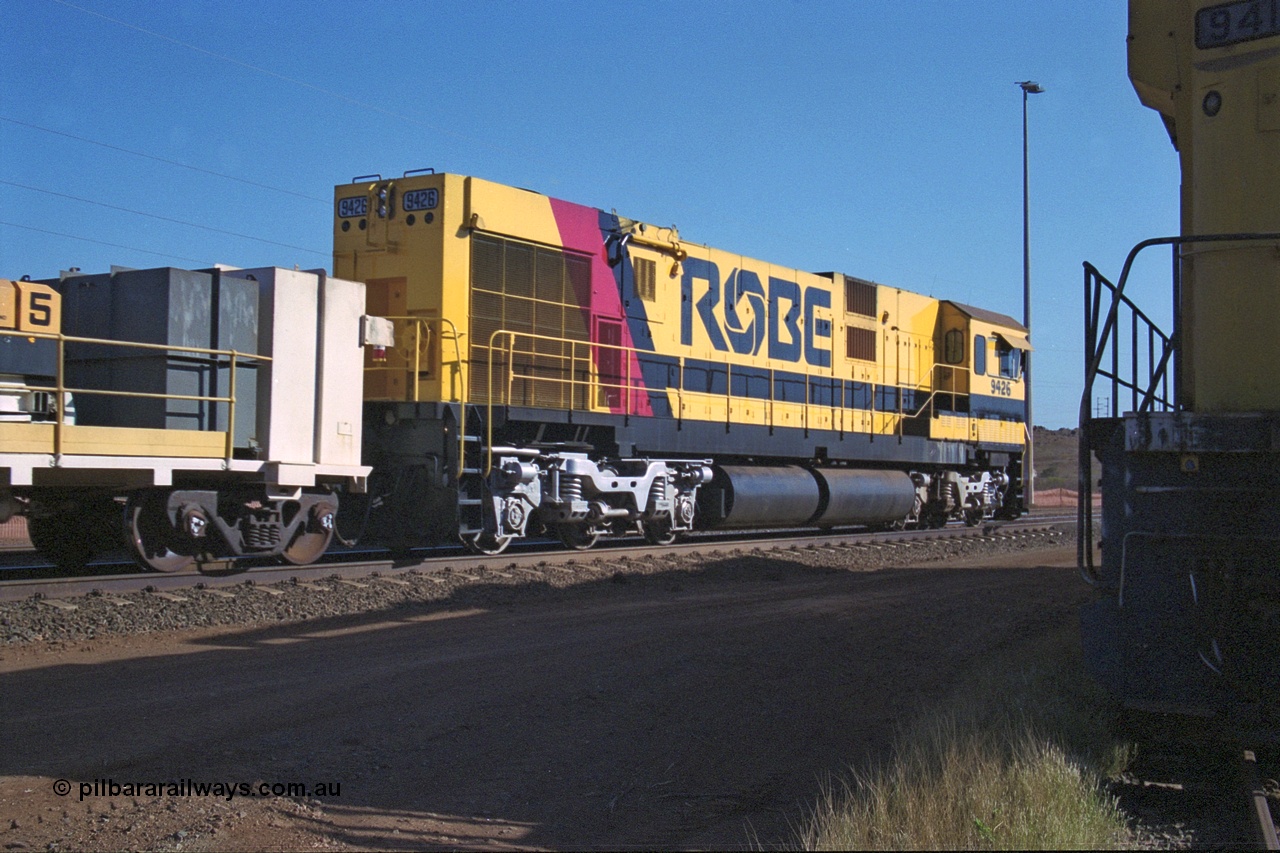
[0,521,1063,603]
[1245,750,1280,850]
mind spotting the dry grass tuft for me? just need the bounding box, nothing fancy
[799,626,1137,850]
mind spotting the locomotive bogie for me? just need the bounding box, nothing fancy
[473,448,711,547]
[121,486,341,572]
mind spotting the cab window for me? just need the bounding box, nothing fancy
[973,334,987,376]
[996,339,1021,379]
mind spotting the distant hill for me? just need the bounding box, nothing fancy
[1030,426,1096,492]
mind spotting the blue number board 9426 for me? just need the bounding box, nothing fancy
[402,188,438,212]
[337,196,368,218]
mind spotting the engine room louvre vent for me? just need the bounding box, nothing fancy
[634,257,656,302]
[847,326,876,362]
[845,276,877,318]
[469,234,591,406]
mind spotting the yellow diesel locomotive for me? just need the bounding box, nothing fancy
[1080,0,1280,733]
[334,171,1031,553]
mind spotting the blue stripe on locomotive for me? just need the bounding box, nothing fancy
[625,351,1025,424]
[599,209,676,418]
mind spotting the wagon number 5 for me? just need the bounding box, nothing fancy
[0,280,61,333]
[990,379,1012,397]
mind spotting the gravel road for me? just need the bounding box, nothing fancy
[0,530,1080,850]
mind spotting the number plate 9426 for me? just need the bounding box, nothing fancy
[403,189,439,212]
[337,196,368,218]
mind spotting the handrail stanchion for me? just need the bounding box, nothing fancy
[225,351,237,462]
[769,368,775,430]
[804,372,810,433]
[413,322,422,404]
[677,356,684,427]
[54,334,65,460]
[726,363,732,427]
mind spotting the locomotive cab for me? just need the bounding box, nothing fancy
[932,301,1030,450]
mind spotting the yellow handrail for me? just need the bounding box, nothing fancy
[470,328,1008,470]
[892,362,961,438]
[484,329,646,473]
[361,316,462,403]
[11,329,271,463]
[363,316,467,475]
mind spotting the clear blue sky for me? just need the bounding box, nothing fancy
[1,0,1181,429]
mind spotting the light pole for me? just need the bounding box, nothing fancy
[1018,80,1043,510]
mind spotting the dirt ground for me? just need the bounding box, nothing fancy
[0,542,1085,851]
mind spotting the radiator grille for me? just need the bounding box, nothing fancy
[846,326,877,362]
[845,276,877,318]
[634,257,656,302]
[470,234,591,407]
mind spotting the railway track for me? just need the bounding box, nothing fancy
[1110,725,1280,847]
[1245,750,1280,850]
[0,519,1065,605]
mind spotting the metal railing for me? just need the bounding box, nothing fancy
[477,328,987,473]
[893,362,965,436]
[1077,232,1280,578]
[363,316,468,474]
[1083,261,1176,423]
[482,330,642,471]
[363,316,464,404]
[4,330,270,463]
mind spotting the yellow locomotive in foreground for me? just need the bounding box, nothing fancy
[334,171,1030,554]
[1080,0,1280,735]
[0,172,1029,570]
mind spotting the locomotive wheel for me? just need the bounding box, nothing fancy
[554,523,600,551]
[460,530,512,555]
[29,498,123,573]
[127,495,195,573]
[924,507,949,529]
[640,518,677,546]
[281,505,336,566]
[27,514,95,573]
[281,526,334,566]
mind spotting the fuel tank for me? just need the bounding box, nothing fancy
[812,468,916,527]
[701,465,914,529]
